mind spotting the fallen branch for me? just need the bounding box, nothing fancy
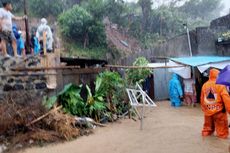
[92,121,107,127]
[26,106,62,127]
[75,117,107,127]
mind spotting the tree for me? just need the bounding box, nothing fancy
[29,0,64,17]
[0,0,24,13]
[179,0,223,21]
[58,5,107,48]
[138,0,153,32]
[81,0,107,20]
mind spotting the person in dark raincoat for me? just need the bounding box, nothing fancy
[168,73,183,107]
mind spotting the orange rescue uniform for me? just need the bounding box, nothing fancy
[200,69,230,139]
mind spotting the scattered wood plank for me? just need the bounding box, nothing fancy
[0,72,57,76]
[11,66,81,71]
[26,106,62,127]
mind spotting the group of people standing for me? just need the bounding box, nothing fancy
[169,68,230,139]
[168,73,197,107]
[0,1,53,57]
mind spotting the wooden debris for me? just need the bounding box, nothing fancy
[26,106,62,127]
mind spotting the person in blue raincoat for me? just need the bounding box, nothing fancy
[16,31,25,56]
[168,73,183,107]
[31,30,40,55]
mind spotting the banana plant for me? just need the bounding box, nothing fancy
[43,84,86,116]
[96,71,124,113]
[86,83,106,122]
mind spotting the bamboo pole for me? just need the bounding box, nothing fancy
[105,65,184,69]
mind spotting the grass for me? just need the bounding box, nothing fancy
[62,42,108,59]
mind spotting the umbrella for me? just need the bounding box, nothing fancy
[216,65,230,86]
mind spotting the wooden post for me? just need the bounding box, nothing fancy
[43,31,47,55]
[140,92,145,130]
[24,0,30,54]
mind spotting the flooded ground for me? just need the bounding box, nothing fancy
[22,101,230,153]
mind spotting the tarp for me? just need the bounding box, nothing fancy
[148,61,191,79]
[147,60,185,68]
[148,56,230,78]
[197,61,230,73]
[168,61,191,79]
[170,56,230,67]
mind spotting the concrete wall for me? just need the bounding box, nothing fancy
[210,14,230,29]
[120,31,197,65]
[196,27,217,55]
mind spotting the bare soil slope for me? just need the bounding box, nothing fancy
[104,19,141,56]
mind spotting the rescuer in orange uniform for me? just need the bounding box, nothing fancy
[201,69,230,139]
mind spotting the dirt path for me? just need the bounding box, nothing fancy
[22,101,230,153]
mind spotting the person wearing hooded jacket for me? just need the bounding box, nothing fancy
[201,68,230,139]
[168,73,183,107]
[36,18,53,52]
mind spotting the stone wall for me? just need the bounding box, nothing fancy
[0,56,47,95]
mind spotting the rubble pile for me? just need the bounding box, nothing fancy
[0,92,81,153]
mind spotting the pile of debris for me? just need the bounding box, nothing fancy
[0,92,87,153]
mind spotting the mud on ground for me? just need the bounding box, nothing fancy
[22,101,230,153]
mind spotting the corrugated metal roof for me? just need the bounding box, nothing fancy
[60,57,108,68]
[170,56,230,67]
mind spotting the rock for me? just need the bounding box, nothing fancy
[35,82,47,90]
[1,76,6,80]
[29,139,34,144]
[27,57,41,67]
[13,84,24,90]
[1,66,6,71]
[39,75,46,80]
[0,144,7,153]
[112,114,118,121]
[25,84,34,90]
[10,61,16,67]
[3,84,13,91]
[7,78,14,83]
[15,144,23,149]
[15,79,23,83]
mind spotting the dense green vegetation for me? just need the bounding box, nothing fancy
[63,42,107,59]
[43,57,152,122]
[7,0,224,58]
[44,71,127,122]
[126,57,151,85]
[58,5,107,48]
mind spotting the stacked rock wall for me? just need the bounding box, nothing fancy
[0,56,47,95]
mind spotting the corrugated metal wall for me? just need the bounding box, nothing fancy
[153,69,172,100]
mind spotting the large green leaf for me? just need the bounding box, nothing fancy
[43,96,58,109]
[95,77,102,93]
[86,85,92,98]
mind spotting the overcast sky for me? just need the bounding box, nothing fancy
[125,0,230,16]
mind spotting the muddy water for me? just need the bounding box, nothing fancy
[22,101,230,153]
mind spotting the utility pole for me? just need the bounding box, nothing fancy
[183,23,192,57]
[24,0,31,54]
[183,23,194,80]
